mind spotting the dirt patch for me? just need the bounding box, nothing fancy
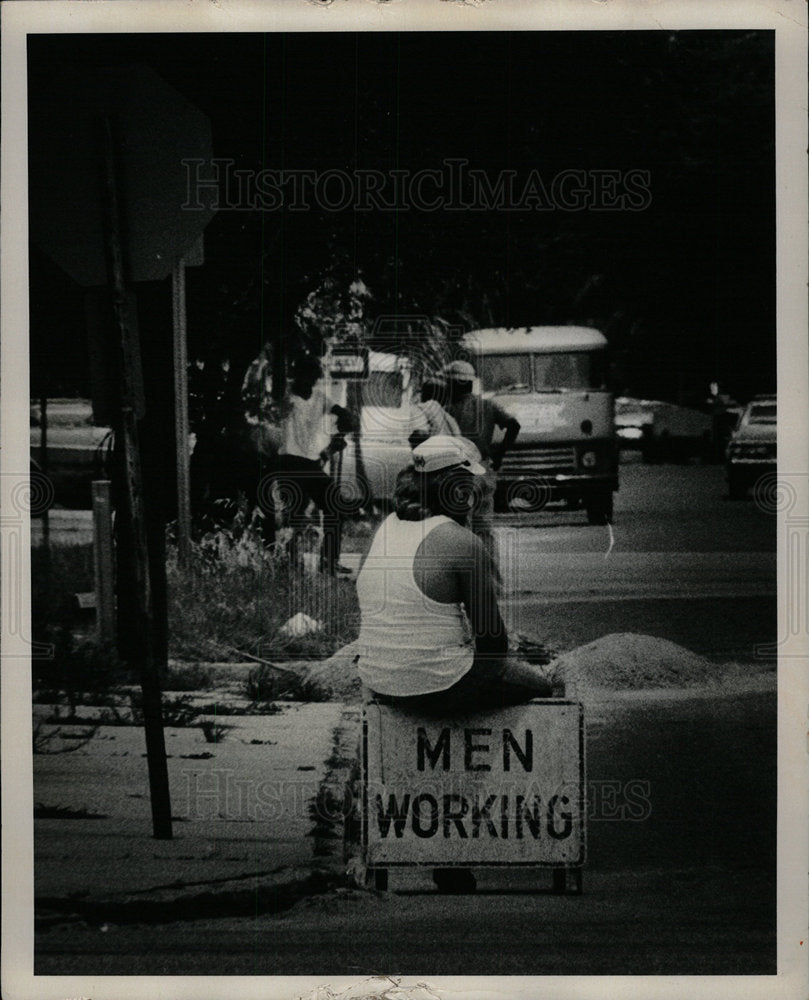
[298,647,364,702]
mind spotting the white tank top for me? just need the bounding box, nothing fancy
[354,513,474,696]
[279,387,334,461]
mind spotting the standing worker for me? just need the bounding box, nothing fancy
[274,355,356,575]
[407,375,461,449]
[442,359,520,569]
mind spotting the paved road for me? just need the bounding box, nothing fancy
[495,460,776,552]
[35,689,776,976]
[494,464,776,660]
[495,463,775,592]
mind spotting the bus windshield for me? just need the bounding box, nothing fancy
[477,351,607,393]
[476,354,532,393]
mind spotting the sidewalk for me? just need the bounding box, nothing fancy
[34,702,360,921]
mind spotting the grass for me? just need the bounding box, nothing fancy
[166,526,360,664]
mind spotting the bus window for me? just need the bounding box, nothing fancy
[476,354,532,393]
[533,352,607,390]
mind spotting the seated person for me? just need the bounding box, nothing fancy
[353,435,552,711]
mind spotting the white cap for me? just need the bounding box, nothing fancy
[443,359,476,381]
[412,435,486,476]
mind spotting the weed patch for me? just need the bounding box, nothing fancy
[129,693,200,728]
[34,803,107,820]
[166,528,359,665]
[242,664,331,703]
[199,720,233,744]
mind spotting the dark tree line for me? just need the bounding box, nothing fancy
[30,30,774,409]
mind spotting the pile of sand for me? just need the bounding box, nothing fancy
[551,632,713,692]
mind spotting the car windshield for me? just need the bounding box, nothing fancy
[747,403,776,424]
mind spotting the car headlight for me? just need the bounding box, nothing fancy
[581,451,597,468]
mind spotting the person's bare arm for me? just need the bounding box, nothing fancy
[419,521,508,657]
[490,403,520,470]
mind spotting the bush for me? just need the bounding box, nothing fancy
[243,663,331,703]
[164,663,216,691]
[199,720,233,744]
[244,664,287,702]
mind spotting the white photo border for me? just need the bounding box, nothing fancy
[2,2,807,999]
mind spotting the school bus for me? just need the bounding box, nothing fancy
[461,327,618,524]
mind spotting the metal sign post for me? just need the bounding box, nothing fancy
[102,117,172,840]
[172,259,191,566]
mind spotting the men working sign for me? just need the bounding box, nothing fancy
[363,702,584,868]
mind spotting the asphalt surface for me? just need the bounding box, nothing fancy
[35,689,776,976]
[496,463,776,660]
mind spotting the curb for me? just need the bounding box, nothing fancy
[35,867,352,928]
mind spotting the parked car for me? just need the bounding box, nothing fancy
[615,397,713,463]
[29,399,112,510]
[725,395,777,499]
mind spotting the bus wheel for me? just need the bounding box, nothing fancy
[493,482,510,513]
[585,491,613,525]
